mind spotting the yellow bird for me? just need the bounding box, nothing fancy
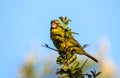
[50,20,98,63]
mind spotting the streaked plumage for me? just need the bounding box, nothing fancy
[50,20,98,63]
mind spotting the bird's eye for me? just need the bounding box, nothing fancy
[51,22,57,28]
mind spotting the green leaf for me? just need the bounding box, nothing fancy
[59,16,67,23]
[62,65,69,71]
[82,44,91,49]
[71,61,79,71]
[66,53,73,60]
[56,56,66,64]
[64,19,72,27]
[71,32,79,35]
[68,55,77,64]
[95,72,101,77]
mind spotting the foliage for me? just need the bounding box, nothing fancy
[18,17,120,78]
[43,16,101,78]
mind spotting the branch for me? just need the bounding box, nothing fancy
[80,59,89,70]
[41,44,58,52]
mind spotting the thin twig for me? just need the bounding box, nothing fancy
[79,73,92,78]
[67,69,72,78]
[80,59,89,70]
[41,44,58,51]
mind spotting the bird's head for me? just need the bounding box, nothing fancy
[50,20,64,38]
[51,20,61,29]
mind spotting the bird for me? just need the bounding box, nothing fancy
[50,19,98,63]
[50,20,66,53]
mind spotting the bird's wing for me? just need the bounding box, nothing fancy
[68,34,83,49]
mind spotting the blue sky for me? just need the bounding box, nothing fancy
[0,0,120,78]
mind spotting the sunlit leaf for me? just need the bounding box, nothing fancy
[59,16,67,23]
[71,61,79,71]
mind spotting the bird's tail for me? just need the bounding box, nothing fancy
[85,52,98,63]
[71,47,98,63]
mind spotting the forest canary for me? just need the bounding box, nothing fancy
[50,19,98,63]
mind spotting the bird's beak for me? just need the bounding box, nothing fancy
[51,22,57,29]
